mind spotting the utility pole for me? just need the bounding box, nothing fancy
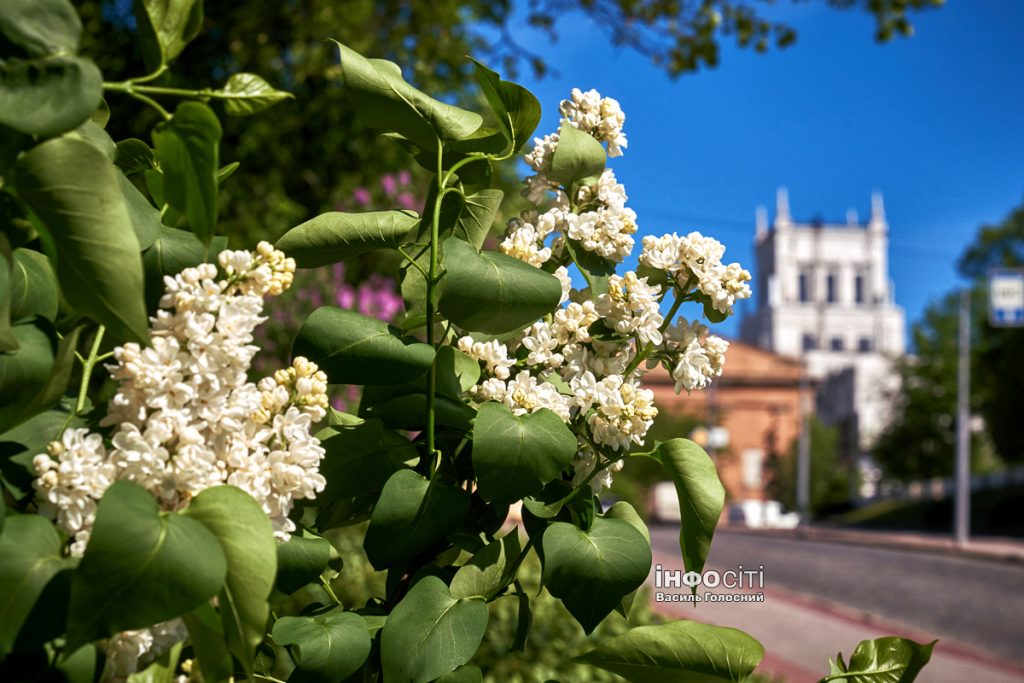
[796,367,811,520]
[954,290,971,547]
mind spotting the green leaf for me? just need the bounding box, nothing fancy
[65,481,228,650]
[469,58,541,153]
[9,248,59,323]
[14,137,149,343]
[292,306,435,386]
[5,324,80,432]
[565,238,614,296]
[277,210,418,268]
[825,637,936,683]
[438,665,483,682]
[453,190,504,250]
[216,161,239,183]
[333,40,483,150]
[276,535,332,594]
[380,575,488,683]
[127,641,183,683]
[450,531,521,600]
[133,0,204,70]
[439,238,561,334]
[115,138,157,176]
[576,621,765,682]
[182,602,234,683]
[604,501,651,544]
[472,402,576,504]
[639,439,724,578]
[0,0,82,57]
[0,237,17,351]
[118,171,161,251]
[363,469,470,569]
[0,408,80,498]
[272,609,371,683]
[142,225,227,310]
[0,515,75,659]
[68,119,116,161]
[184,486,276,679]
[219,72,294,116]
[547,121,607,189]
[152,101,221,244]
[361,392,476,433]
[316,418,416,502]
[0,55,103,138]
[542,516,652,634]
[0,322,55,434]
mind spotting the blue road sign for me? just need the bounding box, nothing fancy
[989,268,1024,328]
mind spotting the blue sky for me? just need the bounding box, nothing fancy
[506,1,1024,339]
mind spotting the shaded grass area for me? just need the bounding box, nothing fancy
[831,485,1024,536]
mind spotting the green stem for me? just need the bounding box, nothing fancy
[397,246,429,279]
[319,576,342,606]
[425,139,445,468]
[75,326,106,416]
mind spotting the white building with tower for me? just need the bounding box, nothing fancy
[739,188,906,472]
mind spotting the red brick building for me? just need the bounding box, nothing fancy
[644,339,808,501]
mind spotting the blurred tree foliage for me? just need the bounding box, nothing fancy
[874,201,1024,479]
[76,0,942,247]
[765,416,847,514]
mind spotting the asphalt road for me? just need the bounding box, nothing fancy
[650,526,1024,663]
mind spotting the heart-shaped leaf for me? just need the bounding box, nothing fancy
[9,249,59,323]
[0,515,76,659]
[469,58,541,153]
[363,470,470,569]
[439,238,561,334]
[14,137,149,343]
[275,535,332,595]
[450,531,521,600]
[134,0,204,70]
[638,439,724,579]
[825,637,936,683]
[219,72,293,116]
[547,121,606,189]
[315,418,417,502]
[0,55,102,137]
[65,481,227,650]
[292,306,435,386]
[472,402,576,503]
[0,322,55,433]
[152,101,221,244]
[333,40,483,150]
[277,210,418,267]
[272,608,371,683]
[184,486,276,679]
[576,620,765,682]
[0,0,82,57]
[381,576,488,683]
[542,516,651,633]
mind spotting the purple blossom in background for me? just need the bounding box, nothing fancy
[253,174,423,413]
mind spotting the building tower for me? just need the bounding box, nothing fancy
[739,188,906,466]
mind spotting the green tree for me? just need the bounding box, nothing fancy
[874,201,1023,479]
[75,0,944,246]
[765,416,847,513]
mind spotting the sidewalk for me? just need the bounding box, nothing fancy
[719,524,1024,564]
[647,549,1024,683]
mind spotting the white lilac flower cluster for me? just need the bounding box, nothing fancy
[31,244,328,681]
[664,318,729,394]
[33,243,327,556]
[504,89,636,264]
[639,232,752,317]
[477,89,750,494]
